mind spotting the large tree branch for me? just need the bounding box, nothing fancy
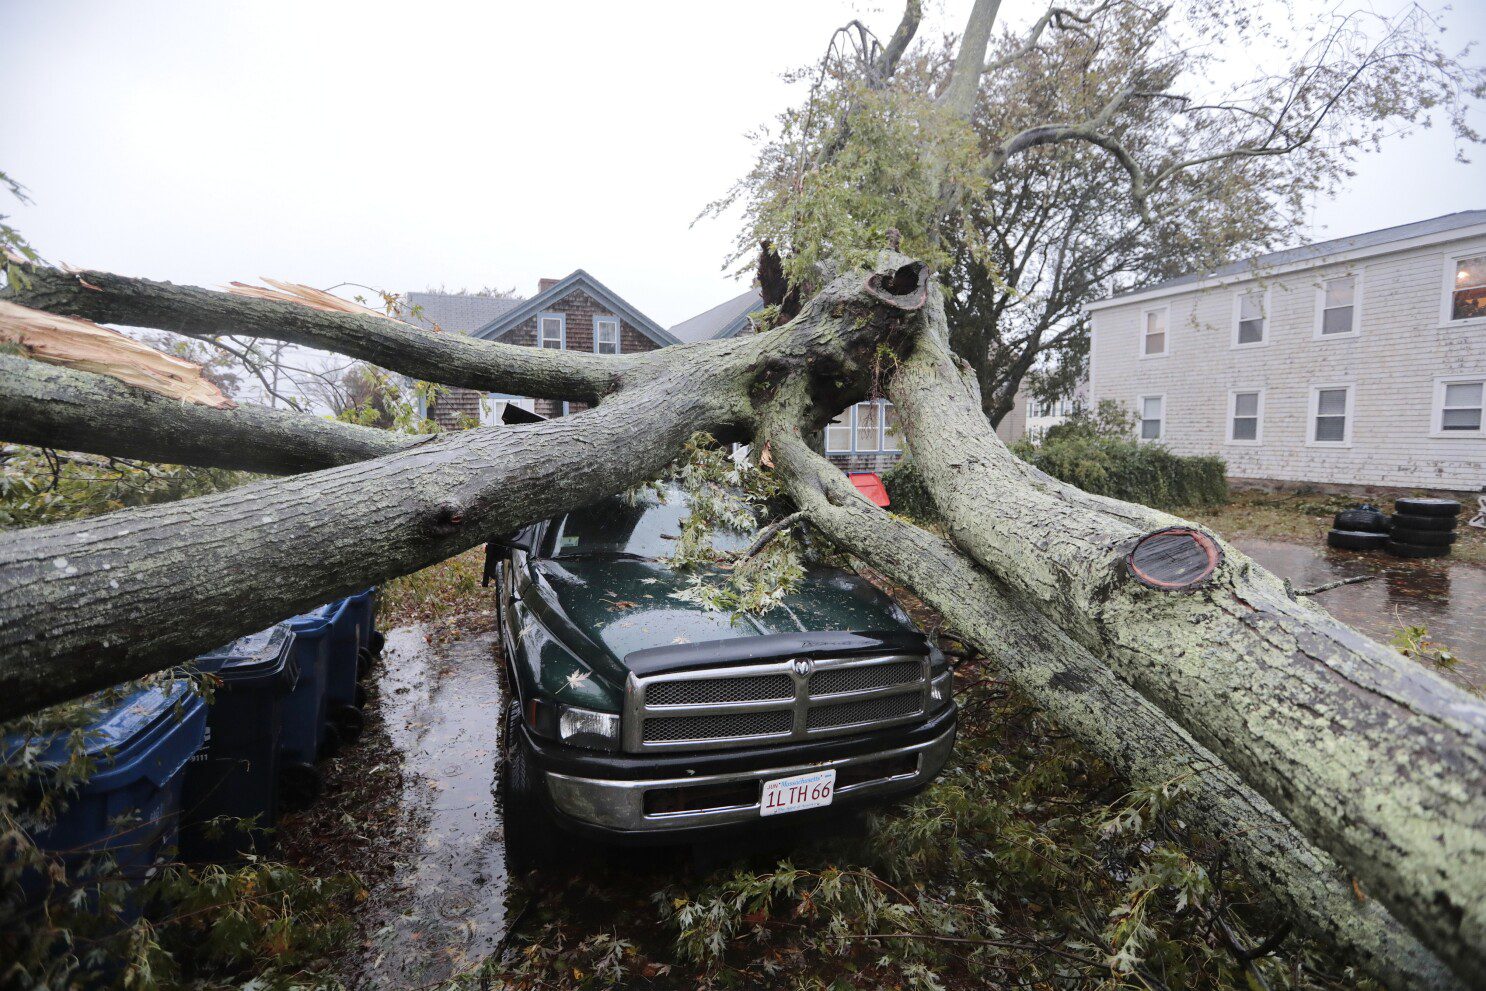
[0,260,929,717]
[0,353,413,474]
[938,0,1003,121]
[762,422,1460,991]
[889,281,1486,979]
[4,265,628,403]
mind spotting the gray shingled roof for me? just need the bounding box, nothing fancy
[1107,210,1486,302]
[669,288,765,343]
[402,291,523,335]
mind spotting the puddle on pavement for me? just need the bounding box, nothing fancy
[1236,538,1486,689]
[352,624,512,987]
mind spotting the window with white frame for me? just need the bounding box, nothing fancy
[1310,386,1352,444]
[1229,390,1262,443]
[594,316,620,354]
[538,314,564,349]
[1142,307,1168,357]
[1319,276,1357,336]
[1235,290,1266,345]
[1138,396,1163,441]
[825,400,901,454]
[1449,254,1486,322]
[882,402,903,451]
[1436,378,1484,434]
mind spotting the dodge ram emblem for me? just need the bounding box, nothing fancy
[791,658,814,677]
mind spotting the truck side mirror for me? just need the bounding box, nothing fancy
[483,532,533,588]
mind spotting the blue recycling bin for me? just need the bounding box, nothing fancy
[5,681,206,918]
[314,596,366,746]
[181,626,298,861]
[279,613,333,806]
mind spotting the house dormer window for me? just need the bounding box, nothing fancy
[594,317,620,355]
[539,313,565,349]
[1234,290,1267,346]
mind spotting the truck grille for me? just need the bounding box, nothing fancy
[625,653,930,753]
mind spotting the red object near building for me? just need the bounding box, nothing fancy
[848,472,890,508]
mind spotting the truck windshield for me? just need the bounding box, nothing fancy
[545,489,753,560]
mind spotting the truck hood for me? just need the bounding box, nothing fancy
[529,556,919,683]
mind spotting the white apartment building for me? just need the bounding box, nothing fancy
[1087,211,1486,492]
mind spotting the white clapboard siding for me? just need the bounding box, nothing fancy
[1088,219,1486,492]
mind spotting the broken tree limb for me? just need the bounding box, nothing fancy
[4,265,628,403]
[887,282,1486,979]
[762,422,1461,990]
[0,353,412,474]
[0,300,233,408]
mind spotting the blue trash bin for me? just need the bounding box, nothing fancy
[279,613,333,806]
[181,626,298,861]
[5,681,206,920]
[314,597,365,747]
[341,587,378,678]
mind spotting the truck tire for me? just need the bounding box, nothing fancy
[1327,529,1389,551]
[1390,512,1456,532]
[1386,540,1450,559]
[503,702,561,869]
[1333,507,1389,532]
[1390,527,1457,547]
[1394,497,1462,517]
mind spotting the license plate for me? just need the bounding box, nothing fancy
[760,768,836,817]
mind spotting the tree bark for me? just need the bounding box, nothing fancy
[760,421,1463,991]
[886,285,1486,979]
[0,353,413,474]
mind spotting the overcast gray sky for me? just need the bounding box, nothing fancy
[3,1,1483,328]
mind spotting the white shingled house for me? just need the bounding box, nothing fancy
[1086,211,1486,493]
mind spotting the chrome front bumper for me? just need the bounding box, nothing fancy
[542,720,956,833]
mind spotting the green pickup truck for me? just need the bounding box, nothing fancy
[490,488,957,859]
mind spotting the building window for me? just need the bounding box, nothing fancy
[825,400,900,454]
[1435,378,1484,434]
[1310,385,1352,445]
[854,401,882,452]
[1141,307,1168,357]
[594,317,620,355]
[1234,290,1266,346]
[1318,275,1357,337]
[1229,390,1262,444]
[882,403,903,451]
[1138,395,1163,441]
[538,313,565,349]
[1448,253,1486,322]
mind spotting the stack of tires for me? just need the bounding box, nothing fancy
[1327,505,1390,551]
[1387,498,1462,559]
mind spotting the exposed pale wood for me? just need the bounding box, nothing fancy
[0,300,232,408]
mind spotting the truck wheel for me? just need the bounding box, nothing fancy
[1391,527,1457,547]
[503,703,561,869]
[1391,512,1456,532]
[1327,529,1388,551]
[1394,498,1461,517]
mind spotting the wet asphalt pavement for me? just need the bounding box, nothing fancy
[354,626,511,987]
[1236,537,1486,689]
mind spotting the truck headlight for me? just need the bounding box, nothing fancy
[559,705,621,751]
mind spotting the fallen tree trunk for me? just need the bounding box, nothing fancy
[0,264,923,714]
[885,286,1486,979]
[760,420,1462,991]
[0,353,413,474]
